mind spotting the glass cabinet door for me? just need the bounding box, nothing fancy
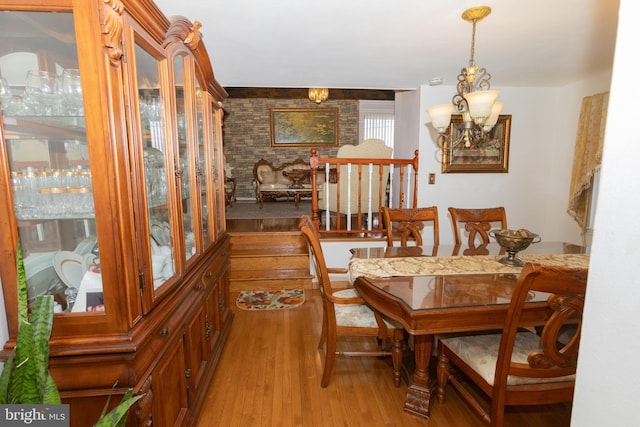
[132,39,176,296]
[0,10,102,314]
[211,105,225,238]
[195,79,210,248]
[172,53,197,261]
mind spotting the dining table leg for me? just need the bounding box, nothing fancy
[403,333,434,419]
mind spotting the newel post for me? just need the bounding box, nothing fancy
[310,148,320,228]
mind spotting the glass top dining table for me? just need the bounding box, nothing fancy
[348,241,589,419]
[349,241,588,312]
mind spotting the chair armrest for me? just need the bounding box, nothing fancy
[326,292,364,305]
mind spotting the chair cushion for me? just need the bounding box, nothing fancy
[440,331,576,386]
[333,288,401,329]
[260,183,290,190]
[260,170,290,186]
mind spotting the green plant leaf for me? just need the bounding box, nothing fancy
[0,350,16,404]
[11,313,37,403]
[30,295,55,401]
[1,240,60,405]
[6,238,39,403]
[42,373,61,404]
[16,241,28,326]
[94,389,145,427]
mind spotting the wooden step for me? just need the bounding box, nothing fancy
[229,266,313,289]
[230,268,311,280]
[229,277,312,292]
[228,229,314,292]
[230,232,307,251]
[231,246,307,257]
[230,254,309,272]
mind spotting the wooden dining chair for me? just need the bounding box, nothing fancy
[448,207,507,255]
[298,214,405,387]
[436,263,588,427]
[381,206,439,247]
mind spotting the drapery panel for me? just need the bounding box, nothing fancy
[567,92,609,232]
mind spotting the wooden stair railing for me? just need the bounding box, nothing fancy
[309,149,419,237]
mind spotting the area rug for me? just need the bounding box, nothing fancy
[236,289,305,310]
[226,200,312,219]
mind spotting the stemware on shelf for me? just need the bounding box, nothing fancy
[61,68,83,115]
[0,77,12,111]
[25,69,60,115]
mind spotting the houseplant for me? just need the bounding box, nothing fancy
[0,241,143,426]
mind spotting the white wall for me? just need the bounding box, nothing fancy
[393,90,420,160]
[571,1,640,424]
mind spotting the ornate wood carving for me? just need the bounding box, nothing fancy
[529,293,584,368]
[100,0,124,65]
[184,21,202,51]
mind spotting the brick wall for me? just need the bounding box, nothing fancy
[222,98,358,199]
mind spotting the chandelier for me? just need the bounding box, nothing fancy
[427,6,503,152]
[308,88,329,104]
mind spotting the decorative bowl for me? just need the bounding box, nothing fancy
[490,229,541,266]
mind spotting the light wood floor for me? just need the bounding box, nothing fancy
[194,289,572,427]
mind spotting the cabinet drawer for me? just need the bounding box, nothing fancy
[201,267,219,290]
[200,249,229,290]
[147,306,188,356]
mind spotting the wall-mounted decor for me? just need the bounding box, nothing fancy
[270,107,339,147]
[442,114,511,173]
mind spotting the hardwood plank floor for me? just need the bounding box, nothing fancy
[194,289,572,426]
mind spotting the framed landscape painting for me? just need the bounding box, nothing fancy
[442,114,512,173]
[270,107,339,147]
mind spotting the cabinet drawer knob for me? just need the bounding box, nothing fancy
[195,283,203,291]
[160,327,169,338]
[206,271,213,278]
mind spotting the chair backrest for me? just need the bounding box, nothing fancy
[448,207,507,253]
[495,263,588,392]
[298,215,333,298]
[382,206,439,247]
[324,139,392,215]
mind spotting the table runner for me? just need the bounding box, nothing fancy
[348,253,590,285]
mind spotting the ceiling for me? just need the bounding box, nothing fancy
[153,0,619,91]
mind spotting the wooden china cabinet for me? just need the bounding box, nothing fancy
[0,1,231,426]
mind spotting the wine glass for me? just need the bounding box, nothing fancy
[0,77,12,112]
[145,95,163,121]
[25,70,60,115]
[60,69,83,115]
